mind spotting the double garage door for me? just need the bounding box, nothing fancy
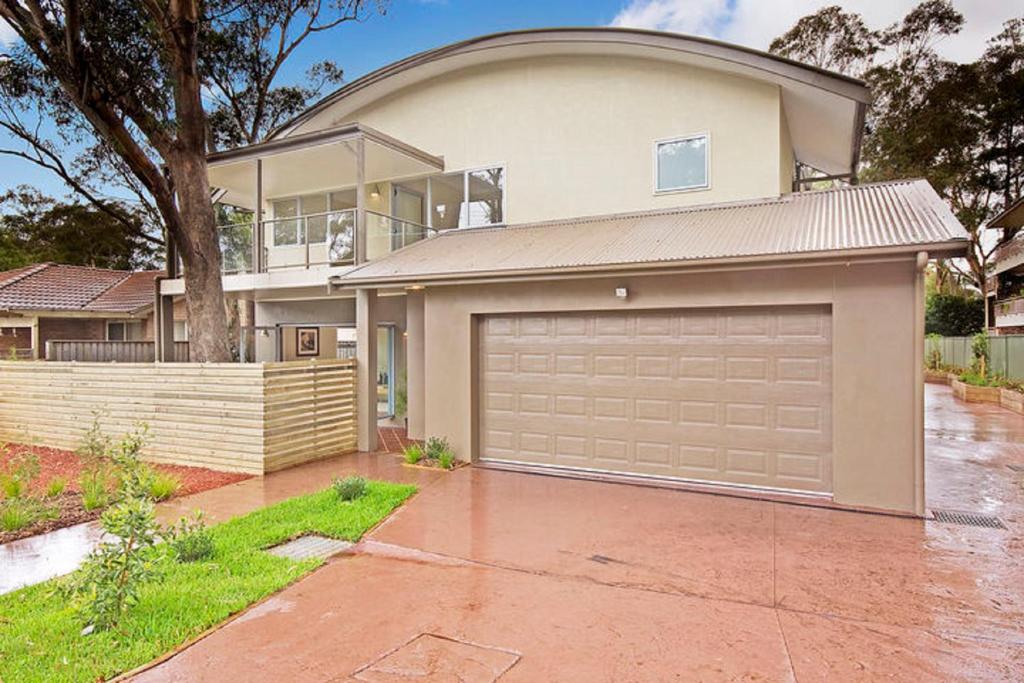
[479,306,833,494]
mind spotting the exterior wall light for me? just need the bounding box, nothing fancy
[406,284,425,291]
[615,287,628,300]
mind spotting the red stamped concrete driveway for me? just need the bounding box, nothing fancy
[135,385,1024,682]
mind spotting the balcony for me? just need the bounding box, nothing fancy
[994,295,1024,329]
[219,209,434,274]
[196,123,445,277]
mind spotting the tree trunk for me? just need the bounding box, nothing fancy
[170,154,232,363]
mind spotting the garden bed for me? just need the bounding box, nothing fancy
[0,443,251,544]
[0,480,416,683]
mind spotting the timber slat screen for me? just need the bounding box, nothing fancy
[0,359,357,474]
[45,340,191,362]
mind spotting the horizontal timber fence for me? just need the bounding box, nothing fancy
[926,334,1024,381]
[45,340,190,362]
[0,358,356,474]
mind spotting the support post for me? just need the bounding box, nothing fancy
[253,158,263,273]
[355,136,367,264]
[405,289,425,439]
[29,317,40,360]
[913,251,928,517]
[356,287,378,452]
[155,290,176,362]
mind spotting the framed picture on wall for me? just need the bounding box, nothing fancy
[296,327,320,356]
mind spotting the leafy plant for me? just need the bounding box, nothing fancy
[437,449,455,470]
[925,333,943,370]
[146,471,180,502]
[45,477,67,498]
[165,511,214,563]
[971,332,990,378]
[0,449,40,499]
[332,475,368,502]
[76,412,112,470]
[80,470,110,511]
[424,436,450,461]
[0,497,56,532]
[62,496,162,631]
[395,371,408,418]
[403,443,423,465]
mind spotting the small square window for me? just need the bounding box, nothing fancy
[655,135,708,193]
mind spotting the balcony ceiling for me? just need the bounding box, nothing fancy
[209,125,444,210]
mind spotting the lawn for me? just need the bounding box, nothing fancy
[0,480,416,683]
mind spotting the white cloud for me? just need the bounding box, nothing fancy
[611,0,1019,63]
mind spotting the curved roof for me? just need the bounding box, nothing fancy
[272,27,870,175]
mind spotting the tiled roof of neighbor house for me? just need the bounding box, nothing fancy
[0,263,160,313]
[338,179,970,286]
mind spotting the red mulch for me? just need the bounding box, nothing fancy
[0,443,252,544]
[0,443,251,497]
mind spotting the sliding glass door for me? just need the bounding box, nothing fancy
[377,326,395,418]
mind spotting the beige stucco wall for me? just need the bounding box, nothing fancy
[419,258,922,515]
[322,55,786,223]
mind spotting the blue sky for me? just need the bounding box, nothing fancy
[0,0,1014,201]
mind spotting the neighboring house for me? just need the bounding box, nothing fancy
[0,263,187,358]
[159,28,969,515]
[988,197,1024,334]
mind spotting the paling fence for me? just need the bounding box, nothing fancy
[926,334,1024,381]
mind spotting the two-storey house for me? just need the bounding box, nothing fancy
[157,28,968,515]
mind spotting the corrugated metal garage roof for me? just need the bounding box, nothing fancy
[339,179,968,285]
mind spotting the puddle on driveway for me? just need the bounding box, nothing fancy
[0,521,104,594]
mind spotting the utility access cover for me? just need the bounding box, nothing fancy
[266,535,353,561]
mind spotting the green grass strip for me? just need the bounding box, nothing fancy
[0,480,416,683]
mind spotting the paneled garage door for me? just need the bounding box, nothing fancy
[478,306,833,493]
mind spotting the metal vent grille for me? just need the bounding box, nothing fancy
[931,510,1006,529]
[266,535,353,560]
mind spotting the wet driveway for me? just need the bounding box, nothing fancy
[126,384,1024,680]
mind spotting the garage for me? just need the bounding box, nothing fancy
[478,306,833,493]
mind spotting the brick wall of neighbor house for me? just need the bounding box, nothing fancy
[0,327,33,354]
[37,317,107,349]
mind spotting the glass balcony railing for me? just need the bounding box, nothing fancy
[217,208,433,274]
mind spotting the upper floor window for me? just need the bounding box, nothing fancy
[654,134,709,193]
[431,166,505,229]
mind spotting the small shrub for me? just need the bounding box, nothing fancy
[46,477,68,498]
[0,497,55,532]
[332,475,368,501]
[437,449,455,470]
[424,436,450,461]
[166,511,214,563]
[80,470,110,511]
[971,332,990,377]
[403,443,423,464]
[147,471,180,502]
[0,450,41,499]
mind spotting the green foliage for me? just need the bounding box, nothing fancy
[925,333,944,370]
[403,443,423,464]
[1,497,55,532]
[45,477,68,499]
[424,436,450,461]
[79,470,110,512]
[61,496,162,631]
[332,475,368,502]
[165,512,214,563]
[925,293,984,337]
[0,481,415,683]
[146,471,180,502]
[76,412,112,469]
[437,449,455,470]
[971,332,990,377]
[0,449,41,499]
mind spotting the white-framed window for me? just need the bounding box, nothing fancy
[429,166,505,230]
[106,321,143,341]
[654,134,709,193]
[173,320,189,342]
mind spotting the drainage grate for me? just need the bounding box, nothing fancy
[931,510,1006,529]
[266,535,353,561]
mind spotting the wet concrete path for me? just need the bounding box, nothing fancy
[131,384,1024,682]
